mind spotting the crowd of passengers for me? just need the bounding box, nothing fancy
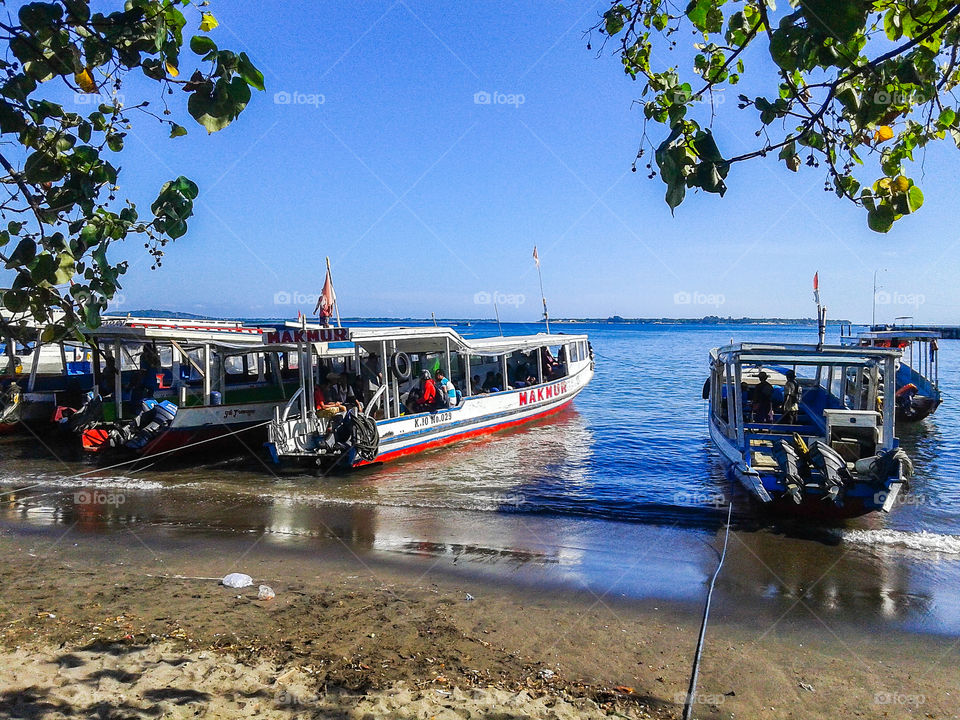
[312,346,567,418]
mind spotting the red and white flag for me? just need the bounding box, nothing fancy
[313,259,337,319]
[813,271,820,305]
[532,245,540,267]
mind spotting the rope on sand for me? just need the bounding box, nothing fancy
[682,500,733,720]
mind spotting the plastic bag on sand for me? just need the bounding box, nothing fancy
[258,585,275,601]
[221,573,253,589]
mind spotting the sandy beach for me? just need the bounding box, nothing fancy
[1,526,956,720]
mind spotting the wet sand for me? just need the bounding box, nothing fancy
[1,527,957,720]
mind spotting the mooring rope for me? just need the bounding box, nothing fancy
[682,500,733,720]
[69,420,273,478]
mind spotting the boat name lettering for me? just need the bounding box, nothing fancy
[263,328,349,344]
[518,380,568,406]
[222,408,256,418]
[413,412,452,428]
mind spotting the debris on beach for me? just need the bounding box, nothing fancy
[221,573,253,588]
[257,585,275,600]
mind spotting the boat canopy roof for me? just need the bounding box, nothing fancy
[344,325,587,355]
[712,342,900,367]
[89,317,264,344]
[858,329,941,340]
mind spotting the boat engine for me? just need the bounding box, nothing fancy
[773,439,804,504]
[806,440,853,504]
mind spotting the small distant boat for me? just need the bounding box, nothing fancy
[706,342,912,519]
[845,327,942,423]
[266,325,593,470]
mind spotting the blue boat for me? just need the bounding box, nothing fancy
[706,342,912,520]
[852,328,942,423]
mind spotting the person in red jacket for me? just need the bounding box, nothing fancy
[419,370,437,409]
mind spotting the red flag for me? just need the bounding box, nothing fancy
[314,265,336,318]
[813,272,820,305]
[533,245,540,267]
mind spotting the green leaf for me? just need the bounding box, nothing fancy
[5,238,36,268]
[54,252,75,284]
[2,290,29,313]
[190,35,217,55]
[169,123,188,138]
[867,205,895,233]
[237,52,264,92]
[906,185,924,213]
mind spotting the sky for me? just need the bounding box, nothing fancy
[14,1,960,323]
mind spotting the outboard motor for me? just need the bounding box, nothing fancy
[773,439,804,504]
[806,439,853,504]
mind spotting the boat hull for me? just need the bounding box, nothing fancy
[83,400,281,462]
[709,420,902,520]
[271,364,594,470]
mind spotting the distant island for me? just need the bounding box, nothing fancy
[117,310,853,326]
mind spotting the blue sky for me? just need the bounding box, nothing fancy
[40,1,960,322]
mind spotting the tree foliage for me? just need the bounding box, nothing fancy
[595,0,960,232]
[0,0,263,343]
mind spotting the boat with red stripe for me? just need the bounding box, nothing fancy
[265,325,594,471]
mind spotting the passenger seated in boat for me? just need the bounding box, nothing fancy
[779,370,799,425]
[314,379,346,416]
[403,387,422,414]
[540,346,560,378]
[436,370,458,408]
[472,375,485,394]
[482,371,497,392]
[495,372,506,391]
[740,382,751,417]
[418,370,439,409]
[751,371,774,423]
[327,372,363,412]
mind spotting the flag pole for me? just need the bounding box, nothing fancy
[326,256,341,328]
[534,246,550,334]
[494,302,503,337]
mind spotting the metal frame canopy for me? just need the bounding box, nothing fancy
[344,326,587,355]
[89,317,265,345]
[715,342,901,367]
[857,330,942,341]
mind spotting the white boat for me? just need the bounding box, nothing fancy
[706,342,912,519]
[76,317,328,458]
[265,325,594,470]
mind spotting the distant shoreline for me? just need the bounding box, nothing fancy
[115,310,852,326]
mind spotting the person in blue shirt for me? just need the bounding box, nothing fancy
[435,370,458,408]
